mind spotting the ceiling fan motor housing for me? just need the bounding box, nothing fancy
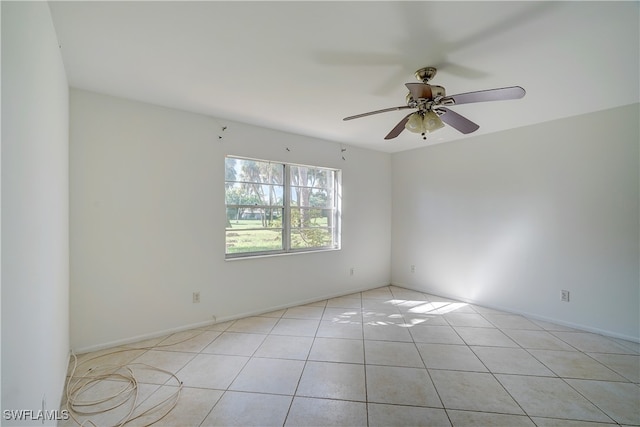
[430,85,446,98]
[406,85,446,105]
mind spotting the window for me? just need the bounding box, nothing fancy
[225,156,341,258]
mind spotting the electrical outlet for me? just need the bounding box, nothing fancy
[350,267,355,276]
[561,290,570,302]
[193,292,200,303]
[410,265,415,273]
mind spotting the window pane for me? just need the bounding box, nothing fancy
[290,228,333,249]
[234,158,283,184]
[225,157,284,211]
[290,188,332,208]
[290,207,332,228]
[290,166,332,188]
[226,229,283,254]
[226,208,283,229]
[226,156,339,257]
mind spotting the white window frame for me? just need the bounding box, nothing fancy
[225,156,341,259]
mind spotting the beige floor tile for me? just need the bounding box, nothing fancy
[259,309,286,318]
[611,337,640,354]
[531,417,618,426]
[296,361,366,401]
[254,334,314,360]
[316,319,363,339]
[176,353,248,389]
[271,318,320,337]
[421,294,458,303]
[430,370,523,414]
[363,309,406,327]
[285,396,367,426]
[482,313,543,330]
[308,337,364,364]
[205,320,235,331]
[587,352,640,383]
[128,385,222,427]
[326,295,362,308]
[283,305,325,320]
[443,313,494,328]
[229,358,304,395]
[471,304,508,315]
[472,346,555,376]
[446,409,536,426]
[566,379,640,425]
[361,287,394,300]
[202,391,292,426]
[368,403,451,427]
[529,349,627,381]
[393,300,433,314]
[418,302,474,316]
[551,331,637,354]
[454,326,519,347]
[392,298,434,314]
[122,335,169,349]
[396,301,453,315]
[362,296,401,311]
[363,309,395,321]
[68,347,147,377]
[365,340,424,368]
[496,374,612,422]
[417,343,487,372]
[389,288,430,301]
[403,313,451,327]
[503,329,576,351]
[304,299,328,308]
[130,350,195,384]
[322,307,362,322]
[201,332,266,356]
[529,319,578,332]
[363,322,413,342]
[343,291,363,299]
[366,365,442,407]
[409,325,465,345]
[446,304,479,315]
[155,330,221,353]
[226,316,278,334]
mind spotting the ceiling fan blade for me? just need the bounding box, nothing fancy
[405,82,433,100]
[384,113,413,140]
[446,86,525,105]
[343,105,411,121]
[436,107,480,134]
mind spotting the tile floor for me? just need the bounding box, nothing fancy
[62,285,640,426]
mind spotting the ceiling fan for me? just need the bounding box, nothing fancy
[343,67,525,140]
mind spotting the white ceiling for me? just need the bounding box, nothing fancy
[49,1,639,153]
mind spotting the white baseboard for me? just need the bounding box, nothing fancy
[391,281,640,345]
[73,282,391,354]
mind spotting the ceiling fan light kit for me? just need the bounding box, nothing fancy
[344,66,525,141]
[405,111,444,139]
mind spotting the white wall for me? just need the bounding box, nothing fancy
[391,103,639,341]
[1,2,70,424]
[70,89,391,352]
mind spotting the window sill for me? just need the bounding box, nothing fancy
[225,247,341,261]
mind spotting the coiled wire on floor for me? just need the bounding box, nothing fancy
[65,329,210,426]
